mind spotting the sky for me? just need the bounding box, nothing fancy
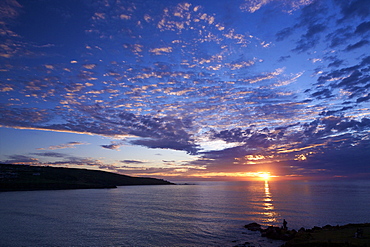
[0,0,369,181]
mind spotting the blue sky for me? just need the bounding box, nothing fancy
[0,0,369,180]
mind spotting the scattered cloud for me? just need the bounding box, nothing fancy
[130,138,199,155]
[240,0,314,13]
[345,40,369,51]
[121,160,147,164]
[355,21,370,35]
[2,155,39,165]
[37,142,87,150]
[101,144,122,150]
[31,152,67,158]
[0,0,369,179]
[335,0,370,21]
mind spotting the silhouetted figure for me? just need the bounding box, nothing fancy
[283,219,288,230]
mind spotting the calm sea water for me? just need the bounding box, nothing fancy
[1,180,370,247]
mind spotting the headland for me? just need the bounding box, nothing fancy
[0,164,174,191]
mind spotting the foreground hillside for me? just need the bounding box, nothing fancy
[282,223,370,247]
[0,164,174,191]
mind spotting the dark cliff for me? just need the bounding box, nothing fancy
[0,164,174,191]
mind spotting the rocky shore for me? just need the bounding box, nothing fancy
[243,222,370,247]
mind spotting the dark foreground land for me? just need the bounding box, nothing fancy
[244,222,370,247]
[0,164,174,191]
[283,223,370,247]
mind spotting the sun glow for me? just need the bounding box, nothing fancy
[177,171,278,181]
[258,172,271,181]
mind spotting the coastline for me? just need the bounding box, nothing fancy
[0,164,174,192]
[243,222,370,247]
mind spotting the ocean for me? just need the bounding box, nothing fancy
[1,180,370,246]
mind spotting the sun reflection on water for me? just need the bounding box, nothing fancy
[262,180,279,224]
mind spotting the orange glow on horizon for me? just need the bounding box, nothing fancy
[258,172,271,181]
[155,171,279,181]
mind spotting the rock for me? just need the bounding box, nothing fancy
[233,241,253,247]
[261,226,282,240]
[244,222,297,241]
[244,222,262,231]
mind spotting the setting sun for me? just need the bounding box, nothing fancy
[258,172,271,181]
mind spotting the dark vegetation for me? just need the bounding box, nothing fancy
[243,222,370,247]
[282,223,370,247]
[0,164,174,191]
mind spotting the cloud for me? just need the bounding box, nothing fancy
[356,93,370,103]
[31,152,67,158]
[37,142,87,150]
[319,106,353,116]
[305,23,327,38]
[328,58,344,68]
[272,71,304,87]
[1,155,39,164]
[209,117,370,152]
[149,47,173,55]
[44,157,106,168]
[101,144,121,150]
[0,106,52,126]
[121,160,147,164]
[326,26,353,48]
[313,55,370,102]
[275,1,329,52]
[1,153,112,172]
[162,160,176,163]
[293,23,326,52]
[276,27,294,41]
[130,138,199,155]
[1,101,199,154]
[345,40,369,51]
[311,88,334,99]
[280,139,370,178]
[335,0,370,21]
[355,21,370,35]
[0,0,22,19]
[276,0,370,54]
[240,0,314,13]
[278,55,291,62]
[0,0,22,58]
[1,0,370,180]
[244,68,284,83]
[192,116,370,178]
